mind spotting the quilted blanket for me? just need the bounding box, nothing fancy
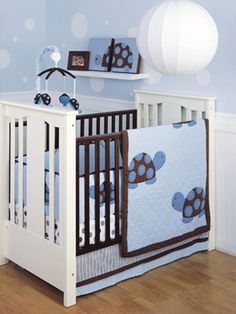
[121,120,210,257]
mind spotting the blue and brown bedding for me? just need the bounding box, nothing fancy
[121,119,210,257]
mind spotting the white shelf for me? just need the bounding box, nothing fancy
[70,70,148,81]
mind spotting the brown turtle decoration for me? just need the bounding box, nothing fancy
[172,187,206,223]
[128,151,166,189]
[90,181,115,206]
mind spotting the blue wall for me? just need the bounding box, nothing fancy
[0,0,47,92]
[0,0,236,113]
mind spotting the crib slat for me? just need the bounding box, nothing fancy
[96,117,100,135]
[18,118,24,227]
[153,105,158,126]
[185,109,192,121]
[133,110,137,129]
[26,116,45,236]
[76,143,80,249]
[104,116,108,134]
[84,142,90,247]
[49,125,55,243]
[196,111,202,120]
[80,118,84,137]
[126,114,130,129]
[112,115,116,133]
[95,141,100,245]
[114,138,119,239]
[10,119,15,222]
[105,140,110,241]
[119,114,123,131]
[143,105,149,127]
[88,118,93,136]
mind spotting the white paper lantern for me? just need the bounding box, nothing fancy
[137,0,219,75]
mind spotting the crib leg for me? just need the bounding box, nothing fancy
[0,104,9,266]
[63,288,76,307]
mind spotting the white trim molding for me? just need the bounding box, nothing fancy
[215,112,236,256]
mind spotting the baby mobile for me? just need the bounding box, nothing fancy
[34,48,80,111]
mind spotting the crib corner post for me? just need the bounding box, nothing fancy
[60,113,77,307]
[207,98,216,252]
[0,103,9,265]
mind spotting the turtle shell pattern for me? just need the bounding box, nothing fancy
[183,187,206,218]
[128,153,156,184]
[98,181,115,204]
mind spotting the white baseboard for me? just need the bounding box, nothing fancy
[0,257,9,266]
[216,241,236,257]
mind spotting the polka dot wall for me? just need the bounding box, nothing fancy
[1,0,236,113]
[0,0,47,92]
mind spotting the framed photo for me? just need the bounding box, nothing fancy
[67,51,90,71]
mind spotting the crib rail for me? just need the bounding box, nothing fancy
[76,133,122,255]
[76,109,137,137]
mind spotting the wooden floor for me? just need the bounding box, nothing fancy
[0,250,236,313]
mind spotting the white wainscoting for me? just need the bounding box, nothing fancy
[215,113,236,256]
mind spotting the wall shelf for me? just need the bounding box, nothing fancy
[69,70,148,81]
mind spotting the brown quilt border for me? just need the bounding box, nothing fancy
[121,119,210,258]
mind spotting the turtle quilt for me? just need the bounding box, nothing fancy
[121,119,210,257]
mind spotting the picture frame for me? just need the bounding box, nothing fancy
[111,38,141,74]
[88,38,114,72]
[67,51,90,71]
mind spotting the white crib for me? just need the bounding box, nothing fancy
[0,90,216,307]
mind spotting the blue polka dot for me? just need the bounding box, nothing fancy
[202,190,206,199]
[146,168,154,179]
[196,187,203,194]
[121,43,127,49]
[201,200,206,210]
[187,190,195,201]
[144,155,152,164]
[82,228,85,233]
[138,165,145,176]
[115,46,121,54]
[101,220,105,226]
[117,58,123,67]
[99,195,104,203]
[99,183,104,192]
[112,56,116,64]
[135,153,143,161]
[129,160,135,170]
[129,171,136,182]
[95,54,102,65]
[184,206,193,217]
[194,199,201,210]
[122,50,128,58]
[128,56,133,64]
[111,230,115,235]
[124,66,130,73]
